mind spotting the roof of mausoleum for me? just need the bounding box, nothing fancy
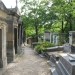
[0,0,20,17]
[0,0,8,13]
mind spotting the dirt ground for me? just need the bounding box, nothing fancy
[3,46,50,75]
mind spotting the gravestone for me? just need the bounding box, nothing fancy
[51,53,75,75]
[52,33,59,45]
[58,53,75,75]
[44,31,51,42]
[64,44,75,53]
[64,31,75,53]
[51,31,75,75]
[69,31,75,45]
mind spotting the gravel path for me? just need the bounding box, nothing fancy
[3,46,50,75]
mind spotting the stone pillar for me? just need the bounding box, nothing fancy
[50,33,52,43]
[69,31,75,45]
[0,24,7,74]
[7,20,15,63]
[55,36,59,45]
[53,34,55,44]
[64,31,75,53]
[2,25,7,69]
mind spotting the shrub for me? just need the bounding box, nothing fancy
[35,42,55,54]
[35,45,44,54]
[42,42,54,48]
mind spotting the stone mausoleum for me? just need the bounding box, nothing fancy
[0,0,25,74]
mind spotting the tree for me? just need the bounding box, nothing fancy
[20,0,75,43]
[20,0,54,42]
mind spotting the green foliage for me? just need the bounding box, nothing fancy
[20,0,75,40]
[35,42,55,54]
[41,42,54,48]
[35,45,44,54]
[26,27,35,37]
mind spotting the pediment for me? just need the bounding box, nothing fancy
[0,0,8,12]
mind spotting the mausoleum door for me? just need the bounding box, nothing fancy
[14,28,17,54]
[0,29,3,68]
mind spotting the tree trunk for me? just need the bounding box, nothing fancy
[61,18,64,33]
[69,14,72,31]
[35,25,38,42]
[35,19,38,42]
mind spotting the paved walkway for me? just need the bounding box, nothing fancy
[3,46,50,75]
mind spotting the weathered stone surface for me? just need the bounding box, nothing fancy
[64,44,75,53]
[69,31,75,45]
[56,62,66,75]
[59,53,75,75]
[0,22,7,75]
[50,67,58,75]
[46,46,63,52]
[0,1,24,75]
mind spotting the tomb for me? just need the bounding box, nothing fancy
[44,31,51,42]
[50,31,75,75]
[64,31,75,53]
[0,1,25,74]
[44,32,59,45]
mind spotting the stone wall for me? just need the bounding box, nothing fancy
[0,1,24,75]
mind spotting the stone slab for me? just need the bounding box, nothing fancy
[59,53,75,75]
[56,62,66,75]
[50,67,58,75]
[59,60,71,75]
[46,46,63,52]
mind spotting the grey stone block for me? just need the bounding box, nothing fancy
[58,60,70,75]
[0,59,3,68]
[46,46,63,52]
[56,62,66,75]
[50,67,58,75]
[59,54,75,75]
[64,44,75,53]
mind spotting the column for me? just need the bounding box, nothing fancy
[7,20,15,63]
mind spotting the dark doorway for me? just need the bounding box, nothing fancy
[14,28,17,54]
[0,29,3,68]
